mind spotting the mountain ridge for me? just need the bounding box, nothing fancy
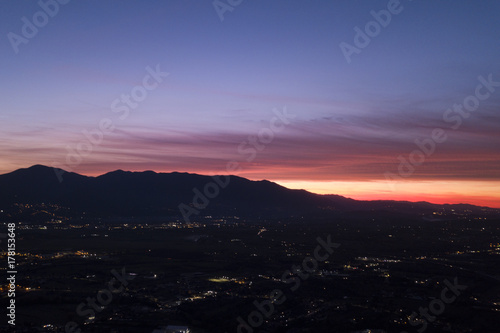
[0,165,497,220]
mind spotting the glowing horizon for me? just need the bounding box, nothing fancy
[1,2,499,210]
[275,180,500,209]
[3,164,500,209]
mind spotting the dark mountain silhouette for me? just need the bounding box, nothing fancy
[0,165,497,220]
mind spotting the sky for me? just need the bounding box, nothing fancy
[1,0,499,207]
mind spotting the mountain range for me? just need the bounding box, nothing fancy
[0,165,497,221]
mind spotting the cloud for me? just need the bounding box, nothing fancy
[1,107,492,182]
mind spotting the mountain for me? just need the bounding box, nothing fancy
[0,165,497,221]
[0,165,341,219]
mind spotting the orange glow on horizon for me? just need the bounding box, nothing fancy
[7,165,499,209]
[62,168,500,208]
[275,180,500,208]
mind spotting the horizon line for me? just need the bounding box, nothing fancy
[3,164,500,210]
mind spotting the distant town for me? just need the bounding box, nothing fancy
[1,203,499,332]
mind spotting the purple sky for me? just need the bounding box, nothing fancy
[1,0,500,206]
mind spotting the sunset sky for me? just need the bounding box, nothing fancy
[1,1,499,207]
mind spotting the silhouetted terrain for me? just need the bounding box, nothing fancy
[0,165,498,221]
[1,166,500,332]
